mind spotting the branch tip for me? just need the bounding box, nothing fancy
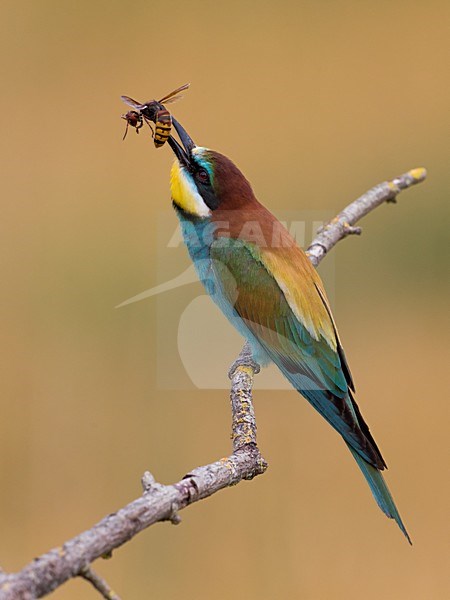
[408,166,427,183]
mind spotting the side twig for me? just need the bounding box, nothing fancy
[0,167,426,600]
[80,567,122,600]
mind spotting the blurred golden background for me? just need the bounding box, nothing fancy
[0,1,449,598]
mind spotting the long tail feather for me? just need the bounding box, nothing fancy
[346,442,412,544]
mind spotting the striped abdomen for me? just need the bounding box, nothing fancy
[154,108,172,148]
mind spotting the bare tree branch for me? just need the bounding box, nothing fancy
[0,353,265,600]
[306,167,427,266]
[0,167,426,600]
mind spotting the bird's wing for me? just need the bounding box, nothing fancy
[210,237,385,469]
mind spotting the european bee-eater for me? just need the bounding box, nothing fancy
[165,118,410,543]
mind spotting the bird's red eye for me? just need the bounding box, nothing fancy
[197,168,210,184]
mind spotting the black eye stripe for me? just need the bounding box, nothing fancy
[191,161,220,210]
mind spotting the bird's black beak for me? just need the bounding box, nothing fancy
[167,117,196,169]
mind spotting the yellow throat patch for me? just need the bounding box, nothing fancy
[170,160,211,217]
